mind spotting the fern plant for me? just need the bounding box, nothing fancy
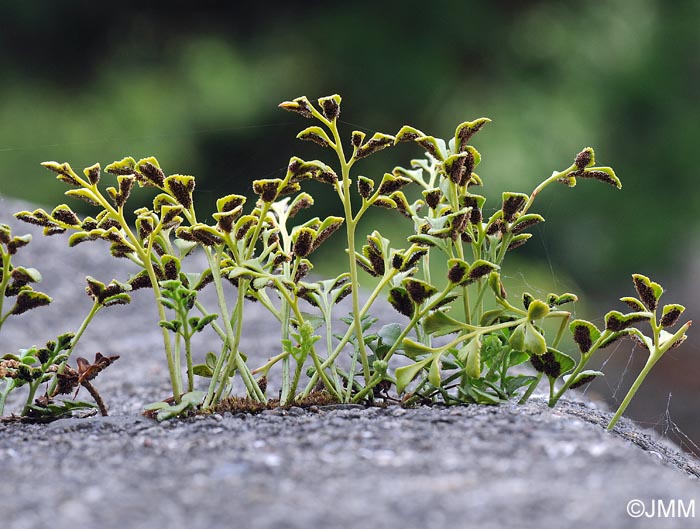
[6,94,690,429]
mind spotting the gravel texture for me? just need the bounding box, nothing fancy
[1,197,699,529]
[2,400,699,529]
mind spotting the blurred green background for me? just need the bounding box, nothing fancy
[1,0,699,452]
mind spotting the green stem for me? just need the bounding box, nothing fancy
[277,268,294,404]
[300,335,340,400]
[288,356,305,402]
[549,352,592,407]
[462,285,472,326]
[0,250,11,331]
[249,290,281,320]
[90,186,182,402]
[496,297,528,316]
[470,280,490,324]
[244,203,273,261]
[445,180,473,323]
[48,301,101,396]
[215,291,262,404]
[301,269,398,396]
[607,321,691,430]
[196,301,226,341]
[203,249,263,407]
[425,317,527,357]
[495,232,513,266]
[549,328,612,406]
[422,248,432,285]
[321,304,344,397]
[270,279,340,401]
[173,329,182,392]
[0,380,16,416]
[521,164,577,216]
[183,328,194,393]
[351,372,382,403]
[548,376,555,404]
[518,372,543,404]
[607,357,657,430]
[552,312,571,348]
[279,320,292,404]
[21,380,41,415]
[343,347,359,403]
[252,350,290,376]
[328,119,372,390]
[351,285,483,402]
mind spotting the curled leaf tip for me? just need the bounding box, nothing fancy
[581,166,621,189]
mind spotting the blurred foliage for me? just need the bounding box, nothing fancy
[1,0,698,293]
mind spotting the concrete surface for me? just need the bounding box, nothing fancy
[1,196,698,529]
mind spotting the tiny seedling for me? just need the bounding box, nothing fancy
[4,94,690,430]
